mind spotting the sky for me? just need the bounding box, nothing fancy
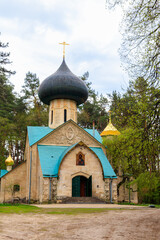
[0,0,129,96]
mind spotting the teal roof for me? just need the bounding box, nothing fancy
[38,144,116,178]
[38,145,68,177]
[27,123,102,146]
[0,169,8,178]
[84,128,102,143]
[27,126,54,146]
[90,147,116,178]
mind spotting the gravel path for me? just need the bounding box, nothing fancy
[0,207,159,240]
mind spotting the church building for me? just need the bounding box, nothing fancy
[0,45,117,203]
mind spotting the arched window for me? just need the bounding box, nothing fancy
[51,110,53,124]
[64,109,67,122]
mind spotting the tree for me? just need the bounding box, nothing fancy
[103,76,160,202]
[0,76,16,169]
[133,172,160,204]
[78,72,109,131]
[0,34,15,76]
[22,72,48,126]
[106,0,160,85]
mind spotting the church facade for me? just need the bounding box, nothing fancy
[0,56,117,203]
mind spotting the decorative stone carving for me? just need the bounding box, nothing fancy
[40,122,100,147]
[66,126,74,140]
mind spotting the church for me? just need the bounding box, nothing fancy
[0,44,118,203]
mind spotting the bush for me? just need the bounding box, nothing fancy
[134,172,160,204]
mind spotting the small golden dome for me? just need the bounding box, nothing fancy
[101,111,120,137]
[5,154,14,166]
[100,122,120,136]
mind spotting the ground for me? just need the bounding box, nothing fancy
[0,204,159,240]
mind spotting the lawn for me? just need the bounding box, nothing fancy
[118,202,160,208]
[0,204,123,214]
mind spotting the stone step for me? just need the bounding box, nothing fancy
[60,197,106,204]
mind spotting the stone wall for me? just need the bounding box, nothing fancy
[104,179,110,201]
[40,177,58,203]
[104,178,117,203]
[117,176,138,203]
[0,162,26,203]
[49,99,77,128]
[57,145,106,200]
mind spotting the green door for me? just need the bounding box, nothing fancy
[86,176,92,197]
[72,176,92,197]
[72,176,80,197]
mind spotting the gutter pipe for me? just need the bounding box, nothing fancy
[28,149,32,204]
[110,178,113,204]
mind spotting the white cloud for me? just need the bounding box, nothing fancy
[0,0,128,95]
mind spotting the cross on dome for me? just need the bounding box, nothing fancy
[59,41,69,59]
[108,110,112,123]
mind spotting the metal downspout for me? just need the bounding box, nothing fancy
[28,149,32,204]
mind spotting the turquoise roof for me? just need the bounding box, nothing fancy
[84,128,102,143]
[90,147,116,178]
[27,123,102,146]
[38,144,116,178]
[0,169,8,178]
[38,145,68,177]
[27,126,54,146]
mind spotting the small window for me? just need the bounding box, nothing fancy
[64,109,67,122]
[51,110,53,124]
[13,184,20,192]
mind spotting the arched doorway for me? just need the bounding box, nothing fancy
[72,176,92,197]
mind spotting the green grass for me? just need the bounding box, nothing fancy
[0,204,124,215]
[118,202,160,208]
[0,204,41,214]
[45,208,122,215]
[1,203,159,215]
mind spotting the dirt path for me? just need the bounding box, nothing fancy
[33,203,147,209]
[0,208,159,240]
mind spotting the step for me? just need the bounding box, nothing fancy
[60,197,106,204]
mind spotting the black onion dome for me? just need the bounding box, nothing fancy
[38,59,88,105]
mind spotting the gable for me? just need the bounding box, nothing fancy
[38,142,116,178]
[39,121,101,147]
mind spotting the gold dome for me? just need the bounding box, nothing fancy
[5,154,14,166]
[101,111,120,137]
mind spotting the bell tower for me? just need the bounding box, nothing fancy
[38,43,88,128]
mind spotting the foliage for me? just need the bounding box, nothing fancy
[103,77,160,203]
[106,0,160,85]
[0,34,15,76]
[132,172,160,204]
[21,71,48,126]
[78,72,109,131]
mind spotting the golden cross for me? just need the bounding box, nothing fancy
[108,110,112,123]
[59,41,69,58]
